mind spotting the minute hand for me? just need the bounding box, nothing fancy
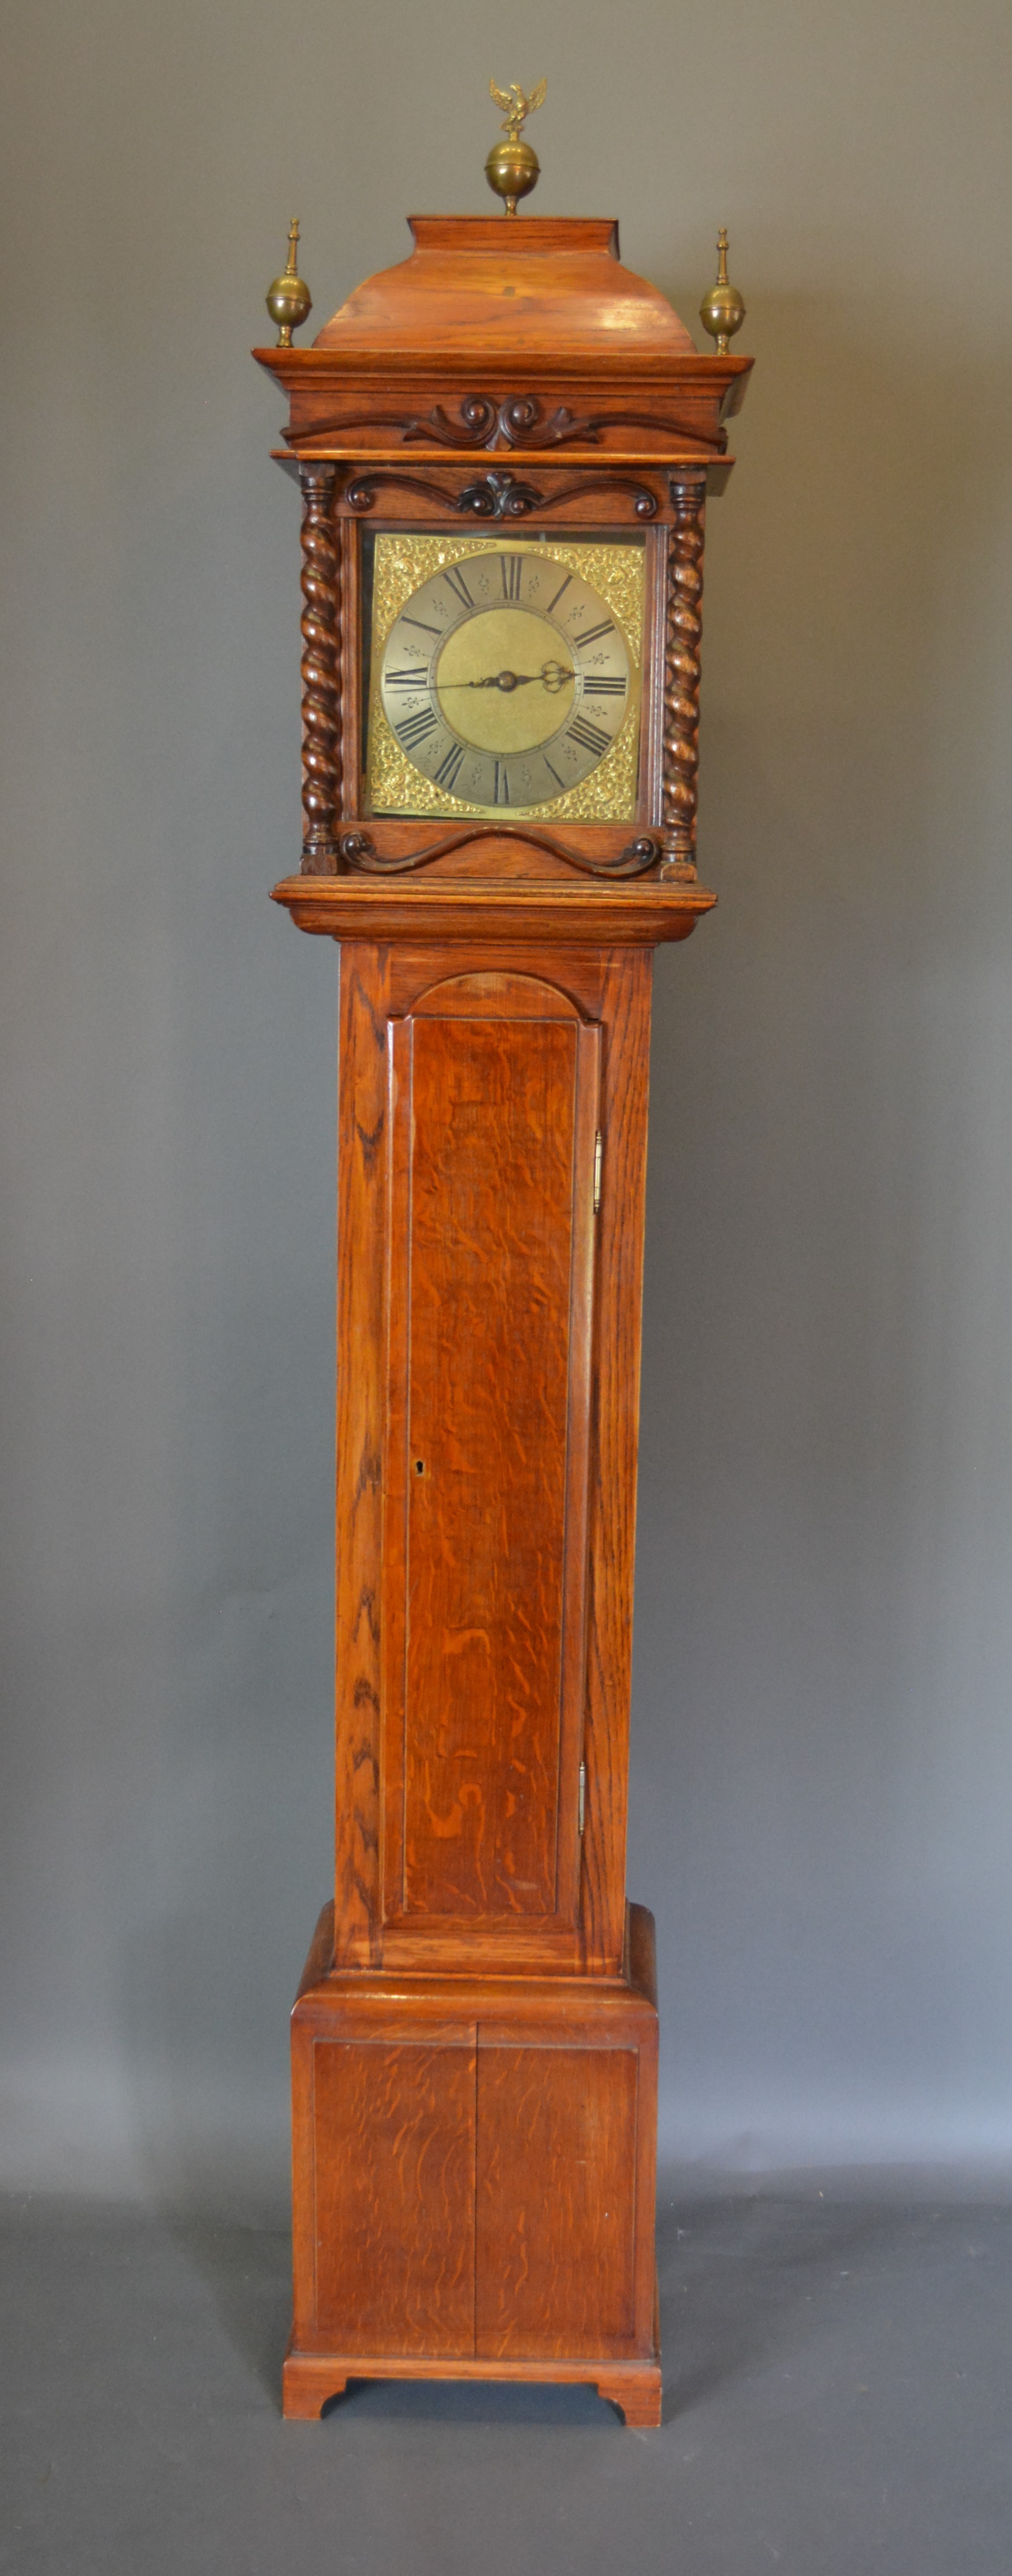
[438,661,574,695]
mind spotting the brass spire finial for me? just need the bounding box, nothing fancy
[485,77,546,215]
[700,226,746,357]
[266,218,312,348]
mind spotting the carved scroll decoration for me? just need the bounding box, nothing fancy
[660,470,707,880]
[338,827,661,879]
[407,395,721,452]
[455,469,546,519]
[345,467,659,523]
[298,463,340,873]
[285,394,723,452]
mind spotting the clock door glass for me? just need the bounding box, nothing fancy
[364,535,644,822]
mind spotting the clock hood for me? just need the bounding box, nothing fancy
[254,211,752,466]
[312,216,698,363]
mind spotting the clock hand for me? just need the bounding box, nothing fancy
[438,660,575,695]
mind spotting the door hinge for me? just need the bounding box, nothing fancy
[578,1760,586,1836]
[593,1130,603,1215]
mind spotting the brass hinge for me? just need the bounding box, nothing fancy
[593,1130,603,1215]
[578,1759,586,1836]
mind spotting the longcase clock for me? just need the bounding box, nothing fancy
[255,118,751,2428]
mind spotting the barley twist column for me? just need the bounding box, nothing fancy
[298,463,340,873]
[660,469,707,882]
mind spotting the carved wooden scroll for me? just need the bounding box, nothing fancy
[660,470,707,881]
[298,463,340,873]
[343,467,659,523]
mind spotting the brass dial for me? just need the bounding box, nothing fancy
[378,547,634,811]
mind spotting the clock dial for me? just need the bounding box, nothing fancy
[377,548,634,811]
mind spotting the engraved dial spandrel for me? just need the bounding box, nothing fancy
[368,539,642,821]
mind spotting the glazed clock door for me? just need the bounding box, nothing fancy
[380,971,600,1968]
[363,533,646,826]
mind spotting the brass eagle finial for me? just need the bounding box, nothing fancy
[485,78,546,214]
[489,76,547,144]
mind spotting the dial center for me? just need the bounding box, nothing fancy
[435,607,576,754]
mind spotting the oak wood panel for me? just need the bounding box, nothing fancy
[333,944,392,1965]
[580,949,653,1971]
[382,992,599,1931]
[331,936,657,1973]
[312,2036,477,2355]
[475,2043,639,2358]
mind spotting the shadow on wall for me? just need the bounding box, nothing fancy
[633,293,1012,2165]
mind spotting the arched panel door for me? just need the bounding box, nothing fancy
[380,972,601,1966]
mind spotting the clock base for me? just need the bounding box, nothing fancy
[282,2340,662,2429]
[287,1901,661,2426]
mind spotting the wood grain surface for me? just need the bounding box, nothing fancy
[332,944,391,1965]
[289,1905,660,2398]
[579,947,653,1972]
[381,990,598,1929]
[475,2043,639,2358]
[312,2034,477,2354]
[282,2346,662,2427]
[255,213,752,475]
[272,875,714,943]
[330,939,655,1976]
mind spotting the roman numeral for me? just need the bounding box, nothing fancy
[442,563,475,611]
[401,614,442,637]
[493,761,511,804]
[499,555,524,601]
[574,619,614,647]
[396,705,438,750]
[385,667,428,689]
[581,674,626,696]
[434,743,465,791]
[567,715,611,758]
[546,574,572,616]
[543,758,566,792]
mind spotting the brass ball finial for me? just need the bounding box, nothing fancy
[700,227,746,357]
[485,76,546,215]
[266,218,312,348]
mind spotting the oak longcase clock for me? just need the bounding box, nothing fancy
[255,107,751,2427]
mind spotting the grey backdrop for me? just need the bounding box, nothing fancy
[3,0,1011,2212]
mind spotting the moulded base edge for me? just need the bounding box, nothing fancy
[282,2337,662,2429]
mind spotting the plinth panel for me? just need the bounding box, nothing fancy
[475,2042,639,2357]
[312,2035,476,2355]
